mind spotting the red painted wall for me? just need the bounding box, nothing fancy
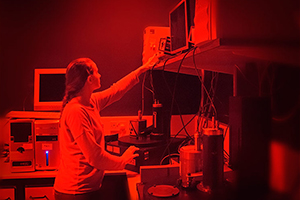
[0,0,180,116]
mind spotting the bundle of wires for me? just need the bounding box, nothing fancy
[141,46,229,165]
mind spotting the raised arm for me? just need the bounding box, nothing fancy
[91,53,162,110]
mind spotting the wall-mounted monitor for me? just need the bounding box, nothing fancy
[169,0,189,54]
[34,68,66,111]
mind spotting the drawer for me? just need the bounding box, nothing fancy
[25,186,54,200]
[0,187,15,200]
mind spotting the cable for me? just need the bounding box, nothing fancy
[169,48,196,120]
[152,51,194,140]
[163,48,196,140]
[205,72,219,120]
[192,47,217,120]
[159,113,197,164]
[160,153,180,165]
[141,70,157,116]
[147,49,200,164]
[177,136,194,153]
[149,69,155,101]
[192,47,219,133]
[141,72,147,116]
[234,64,258,90]
[141,59,162,116]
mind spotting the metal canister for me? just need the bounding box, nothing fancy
[202,127,223,191]
[180,145,202,188]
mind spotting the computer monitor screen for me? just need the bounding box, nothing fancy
[34,68,66,111]
[169,0,189,54]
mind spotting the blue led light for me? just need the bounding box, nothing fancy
[46,151,49,166]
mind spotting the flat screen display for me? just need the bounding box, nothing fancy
[169,0,189,54]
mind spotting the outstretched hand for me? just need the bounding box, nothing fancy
[135,52,164,76]
[144,52,164,70]
[121,145,139,164]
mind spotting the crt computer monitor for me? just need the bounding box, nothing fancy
[34,68,66,111]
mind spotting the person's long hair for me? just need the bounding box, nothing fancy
[61,58,95,112]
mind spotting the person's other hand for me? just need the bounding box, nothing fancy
[121,145,139,164]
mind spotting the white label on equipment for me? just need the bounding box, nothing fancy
[42,144,53,150]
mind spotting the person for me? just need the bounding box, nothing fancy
[53,54,159,200]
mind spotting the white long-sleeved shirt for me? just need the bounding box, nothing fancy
[53,70,139,194]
